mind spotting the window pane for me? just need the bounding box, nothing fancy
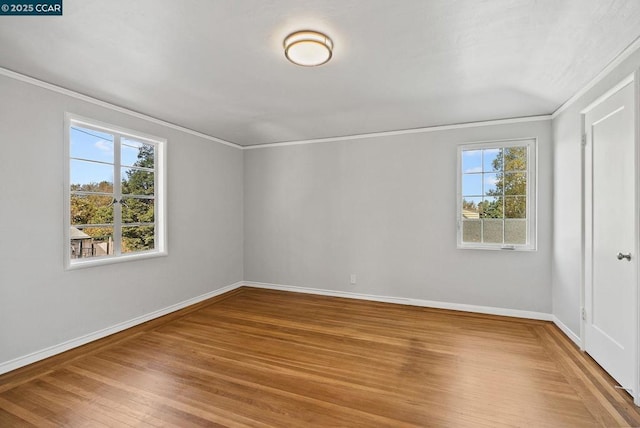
[122,197,154,224]
[70,126,114,162]
[70,194,113,225]
[122,225,155,253]
[122,139,154,168]
[483,173,499,195]
[482,219,504,243]
[458,140,533,250]
[462,150,482,173]
[70,226,113,259]
[462,197,482,219]
[70,160,114,191]
[504,172,526,196]
[505,196,526,218]
[483,148,501,172]
[504,146,527,171]
[505,220,527,244]
[462,174,482,196]
[122,168,154,195]
[481,196,502,219]
[462,220,481,243]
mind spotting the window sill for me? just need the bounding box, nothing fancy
[65,250,168,270]
[457,244,536,252]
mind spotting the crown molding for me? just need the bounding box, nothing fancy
[0,66,557,150]
[243,115,552,149]
[0,67,242,150]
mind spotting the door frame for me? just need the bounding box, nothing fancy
[580,71,639,405]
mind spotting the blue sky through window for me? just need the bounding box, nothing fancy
[483,148,500,171]
[462,148,501,197]
[70,126,150,186]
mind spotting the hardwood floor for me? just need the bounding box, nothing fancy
[1,287,640,427]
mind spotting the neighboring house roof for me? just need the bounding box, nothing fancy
[462,209,480,219]
[70,227,91,240]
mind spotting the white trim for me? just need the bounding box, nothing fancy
[243,115,552,149]
[553,316,582,347]
[65,250,169,270]
[580,109,587,354]
[68,113,170,145]
[0,67,242,150]
[0,281,243,375]
[633,70,640,407]
[580,74,636,115]
[244,281,553,321]
[552,35,640,119]
[64,113,168,269]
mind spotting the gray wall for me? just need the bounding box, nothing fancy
[244,120,553,313]
[0,75,244,366]
[552,50,640,336]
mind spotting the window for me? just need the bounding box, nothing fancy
[457,138,536,250]
[64,114,166,268]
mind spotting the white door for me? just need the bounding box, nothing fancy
[584,77,637,399]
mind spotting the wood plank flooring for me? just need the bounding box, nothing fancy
[1,286,640,427]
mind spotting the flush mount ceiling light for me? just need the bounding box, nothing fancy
[284,30,333,67]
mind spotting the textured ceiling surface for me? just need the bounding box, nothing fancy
[1,0,640,146]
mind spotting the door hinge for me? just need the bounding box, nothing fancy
[581,307,586,321]
[581,134,587,146]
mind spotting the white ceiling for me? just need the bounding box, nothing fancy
[1,0,640,146]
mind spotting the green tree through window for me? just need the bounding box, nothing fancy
[121,144,155,252]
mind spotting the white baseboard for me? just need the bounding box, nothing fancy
[244,281,554,321]
[552,316,582,347]
[0,281,243,376]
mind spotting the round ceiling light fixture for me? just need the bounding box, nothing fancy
[284,30,333,67]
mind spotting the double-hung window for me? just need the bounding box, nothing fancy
[457,138,536,250]
[65,114,166,268]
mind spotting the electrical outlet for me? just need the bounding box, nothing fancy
[350,274,357,285]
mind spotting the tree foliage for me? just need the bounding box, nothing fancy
[70,181,113,241]
[466,147,527,219]
[121,145,155,252]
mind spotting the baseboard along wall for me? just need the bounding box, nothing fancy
[245,281,553,320]
[244,282,581,347]
[0,281,244,375]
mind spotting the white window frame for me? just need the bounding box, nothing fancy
[456,138,537,251]
[64,113,167,269]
